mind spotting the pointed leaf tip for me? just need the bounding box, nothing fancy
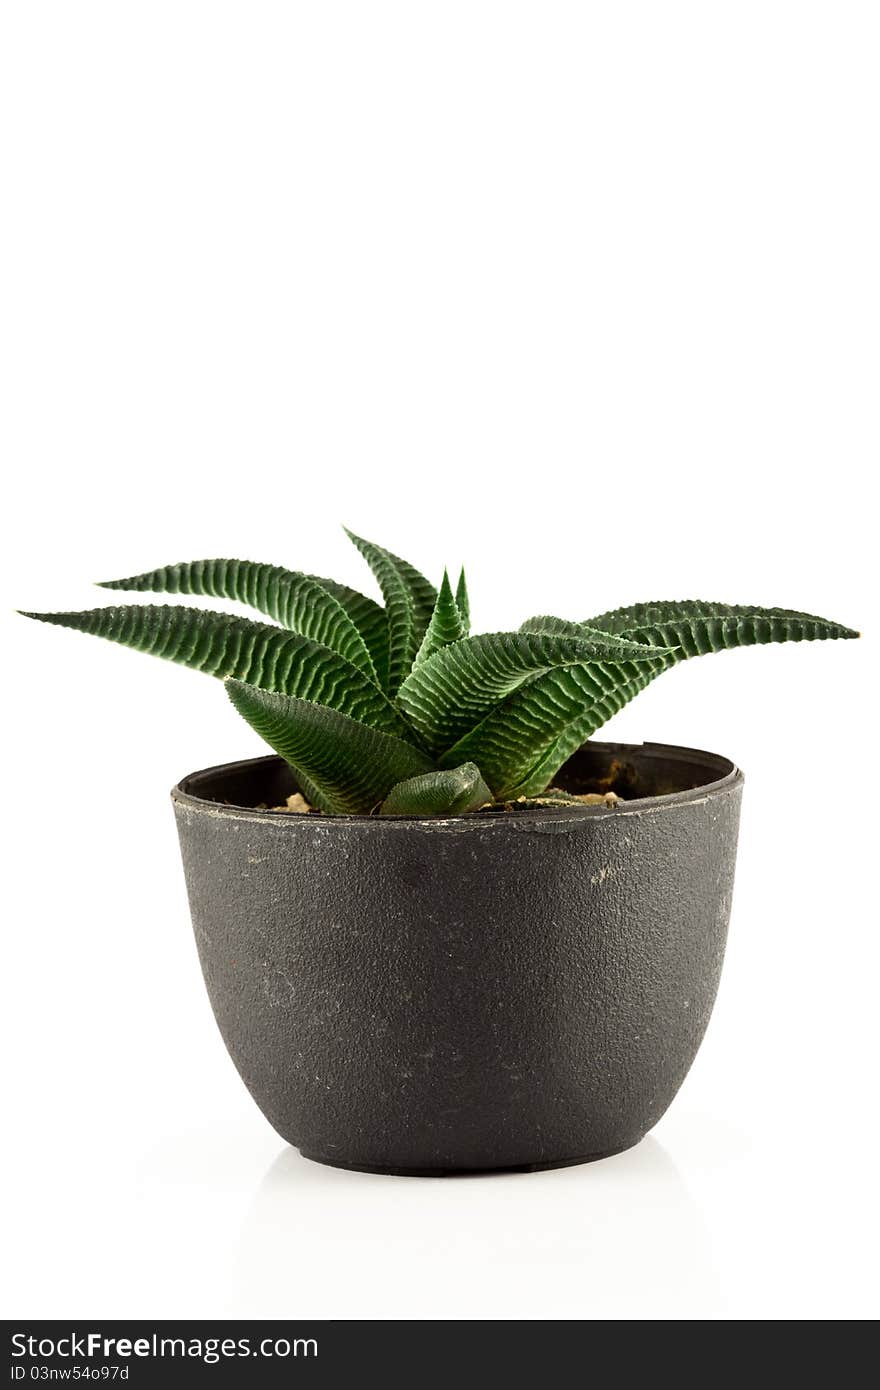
[413,568,467,667]
[346,531,437,691]
[19,609,69,623]
[20,603,408,735]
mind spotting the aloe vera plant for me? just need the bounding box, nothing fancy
[21,531,858,816]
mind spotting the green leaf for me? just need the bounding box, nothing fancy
[454,568,471,636]
[441,657,667,796]
[397,629,674,755]
[307,575,390,692]
[520,615,656,646]
[97,558,377,682]
[226,680,433,814]
[345,530,437,691]
[20,605,409,736]
[390,552,438,631]
[583,600,860,650]
[413,570,467,666]
[450,601,859,798]
[379,762,492,816]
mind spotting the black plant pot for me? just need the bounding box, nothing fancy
[172,741,743,1175]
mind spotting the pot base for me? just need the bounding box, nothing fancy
[298,1136,643,1178]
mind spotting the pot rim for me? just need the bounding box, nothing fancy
[171,740,744,829]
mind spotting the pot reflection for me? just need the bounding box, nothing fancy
[228,1136,721,1319]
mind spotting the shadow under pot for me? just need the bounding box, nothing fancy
[172,739,743,1176]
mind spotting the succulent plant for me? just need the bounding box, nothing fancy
[21,531,858,815]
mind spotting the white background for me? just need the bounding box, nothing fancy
[1,2,877,1321]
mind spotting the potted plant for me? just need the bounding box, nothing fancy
[21,532,859,1174]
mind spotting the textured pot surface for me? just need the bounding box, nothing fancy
[172,741,743,1174]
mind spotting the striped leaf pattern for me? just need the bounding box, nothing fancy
[440,654,669,796]
[345,530,437,693]
[451,602,859,797]
[413,571,468,666]
[307,575,390,691]
[226,681,432,815]
[398,629,673,755]
[454,568,471,636]
[22,605,408,736]
[584,600,858,651]
[21,534,859,816]
[98,558,376,681]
